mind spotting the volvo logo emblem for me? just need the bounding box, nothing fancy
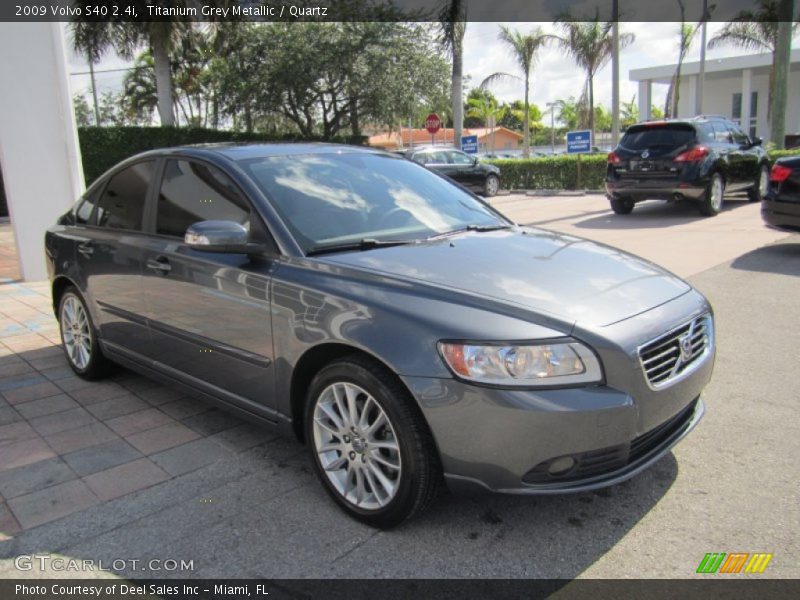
[641,150,650,159]
[678,333,693,363]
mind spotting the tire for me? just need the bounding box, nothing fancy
[483,174,500,197]
[747,164,769,202]
[58,287,113,380]
[305,355,441,528]
[699,172,725,216]
[610,195,635,215]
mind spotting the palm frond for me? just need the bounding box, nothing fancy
[479,72,520,89]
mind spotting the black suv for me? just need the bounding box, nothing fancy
[606,116,769,216]
[397,147,501,197]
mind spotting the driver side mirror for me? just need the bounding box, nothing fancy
[185,220,265,254]
[750,136,763,147]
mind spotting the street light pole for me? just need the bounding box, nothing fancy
[611,0,620,146]
[696,0,708,116]
[546,102,556,154]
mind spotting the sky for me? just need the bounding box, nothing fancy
[63,21,788,124]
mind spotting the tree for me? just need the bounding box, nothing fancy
[594,105,612,132]
[69,14,112,126]
[72,95,92,127]
[466,95,506,153]
[556,15,634,141]
[439,1,467,149]
[621,95,639,128]
[556,97,580,130]
[651,105,665,120]
[665,2,698,118]
[480,25,554,157]
[708,0,799,125]
[464,88,496,127]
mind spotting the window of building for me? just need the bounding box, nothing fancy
[156,160,250,238]
[95,161,155,231]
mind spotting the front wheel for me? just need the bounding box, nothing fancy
[305,356,441,528]
[747,164,769,202]
[699,173,725,216]
[483,174,500,197]
[58,287,113,379]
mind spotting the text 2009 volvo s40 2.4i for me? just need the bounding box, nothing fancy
[46,144,714,527]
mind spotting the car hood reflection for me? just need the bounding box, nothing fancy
[320,227,691,328]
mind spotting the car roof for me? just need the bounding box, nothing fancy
[127,142,388,163]
[632,115,731,129]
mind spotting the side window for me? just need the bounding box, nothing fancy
[411,153,429,165]
[156,160,250,238]
[695,123,715,144]
[73,183,103,225]
[711,121,732,144]
[95,161,155,231]
[426,151,449,164]
[728,123,748,145]
[448,151,474,165]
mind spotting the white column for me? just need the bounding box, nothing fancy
[682,75,698,118]
[740,68,752,135]
[638,80,652,121]
[0,23,84,281]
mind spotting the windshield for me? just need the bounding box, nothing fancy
[238,152,507,253]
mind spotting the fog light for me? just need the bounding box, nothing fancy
[548,456,576,476]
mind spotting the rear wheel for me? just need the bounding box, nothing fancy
[483,174,500,197]
[305,356,441,528]
[610,195,635,215]
[58,287,112,379]
[747,164,769,202]
[699,172,724,216]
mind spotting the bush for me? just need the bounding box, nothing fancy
[77,126,367,185]
[484,154,608,191]
[768,149,800,161]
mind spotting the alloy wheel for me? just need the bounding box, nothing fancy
[485,175,499,196]
[60,295,92,370]
[710,175,723,211]
[312,381,401,510]
[759,167,769,197]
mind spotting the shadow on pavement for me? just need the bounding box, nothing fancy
[731,238,800,277]
[573,197,752,230]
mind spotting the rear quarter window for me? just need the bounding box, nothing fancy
[621,125,696,151]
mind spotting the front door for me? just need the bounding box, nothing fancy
[140,158,278,412]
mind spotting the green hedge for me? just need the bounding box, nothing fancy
[484,155,608,191]
[484,150,800,192]
[78,127,367,185]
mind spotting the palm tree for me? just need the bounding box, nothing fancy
[480,26,554,157]
[70,20,113,125]
[71,17,192,127]
[665,19,698,118]
[466,96,506,154]
[556,15,634,141]
[708,0,799,125]
[439,1,467,149]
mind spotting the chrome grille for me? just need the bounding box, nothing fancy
[639,314,712,389]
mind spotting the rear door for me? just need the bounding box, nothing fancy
[728,122,759,187]
[140,158,278,411]
[709,121,742,188]
[74,160,156,355]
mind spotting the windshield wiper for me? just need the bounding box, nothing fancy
[306,238,413,257]
[426,223,513,240]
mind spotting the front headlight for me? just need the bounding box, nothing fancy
[438,341,603,387]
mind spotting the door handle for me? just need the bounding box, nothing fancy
[146,256,172,274]
[77,242,93,258]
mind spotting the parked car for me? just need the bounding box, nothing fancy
[762,156,800,231]
[397,146,501,196]
[46,144,714,527]
[606,116,770,216]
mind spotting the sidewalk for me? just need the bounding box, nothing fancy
[0,223,280,538]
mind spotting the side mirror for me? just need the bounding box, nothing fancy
[185,220,264,254]
[750,136,763,147]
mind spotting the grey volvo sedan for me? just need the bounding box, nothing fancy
[45,144,714,527]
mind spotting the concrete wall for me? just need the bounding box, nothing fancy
[675,67,800,140]
[0,23,84,280]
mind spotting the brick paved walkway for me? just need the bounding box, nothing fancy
[0,222,277,538]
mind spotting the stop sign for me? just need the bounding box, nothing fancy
[425,113,442,135]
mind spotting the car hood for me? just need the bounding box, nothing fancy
[320,228,691,328]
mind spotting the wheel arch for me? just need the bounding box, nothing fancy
[289,342,425,444]
[51,275,79,315]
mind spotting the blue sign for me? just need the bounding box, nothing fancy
[461,135,478,154]
[566,130,592,154]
